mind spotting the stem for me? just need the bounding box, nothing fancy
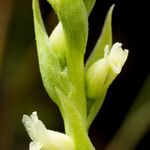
[66,50,87,124]
[56,88,95,150]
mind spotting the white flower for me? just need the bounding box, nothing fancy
[107,42,128,74]
[22,112,74,150]
[86,42,129,99]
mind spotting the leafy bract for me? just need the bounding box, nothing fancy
[83,0,96,15]
[85,4,115,70]
[33,0,73,106]
[47,0,88,54]
[56,88,95,150]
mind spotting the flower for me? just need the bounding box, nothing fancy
[86,42,129,99]
[108,42,128,74]
[22,112,74,150]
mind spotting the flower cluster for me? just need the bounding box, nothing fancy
[22,0,128,149]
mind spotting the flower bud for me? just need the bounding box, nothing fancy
[86,46,109,99]
[86,42,128,99]
[22,112,74,150]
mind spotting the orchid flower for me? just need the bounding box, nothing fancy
[86,42,128,99]
[22,112,74,150]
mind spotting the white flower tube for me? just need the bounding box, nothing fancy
[22,112,74,150]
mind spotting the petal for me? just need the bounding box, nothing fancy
[46,130,74,150]
[22,112,75,150]
[29,142,41,150]
[22,111,48,143]
[108,42,129,73]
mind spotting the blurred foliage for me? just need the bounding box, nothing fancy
[106,75,150,150]
[0,0,149,150]
[0,0,63,149]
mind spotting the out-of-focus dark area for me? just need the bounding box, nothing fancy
[0,0,149,150]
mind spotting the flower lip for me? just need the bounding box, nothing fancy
[22,111,75,150]
[107,42,129,74]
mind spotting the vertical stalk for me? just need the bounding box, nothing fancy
[66,50,87,124]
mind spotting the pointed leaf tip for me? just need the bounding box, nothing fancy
[85,4,115,70]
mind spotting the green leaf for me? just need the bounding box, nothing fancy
[86,90,107,130]
[33,0,59,105]
[33,0,73,106]
[32,0,49,50]
[47,0,88,54]
[83,0,96,15]
[85,4,115,70]
[56,88,95,150]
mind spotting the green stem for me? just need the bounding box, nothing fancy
[66,51,87,124]
[56,88,95,150]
